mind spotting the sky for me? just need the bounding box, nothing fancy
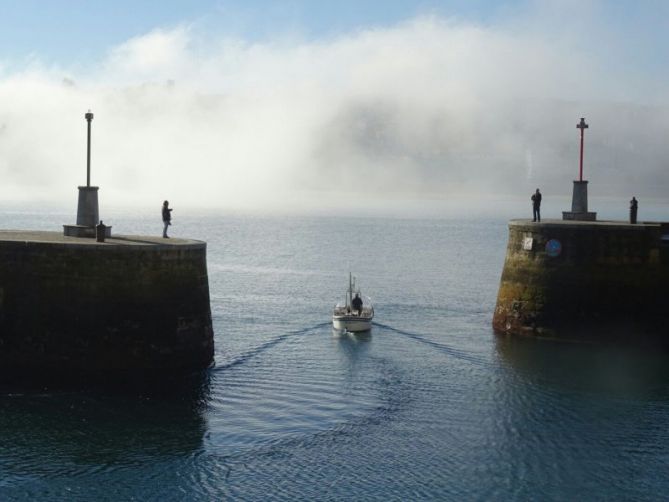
[0,0,668,214]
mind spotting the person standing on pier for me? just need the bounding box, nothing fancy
[630,197,638,224]
[162,200,173,238]
[531,188,542,222]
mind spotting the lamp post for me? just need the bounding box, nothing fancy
[85,110,93,187]
[63,109,111,237]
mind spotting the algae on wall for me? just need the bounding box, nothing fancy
[493,221,669,343]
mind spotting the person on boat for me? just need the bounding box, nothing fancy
[352,293,363,316]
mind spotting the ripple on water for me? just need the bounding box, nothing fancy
[205,327,404,454]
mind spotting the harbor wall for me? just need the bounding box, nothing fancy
[0,237,214,376]
[493,220,669,343]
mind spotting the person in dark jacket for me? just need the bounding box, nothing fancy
[531,189,542,222]
[162,200,173,238]
[630,196,638,224]
[351,293,363,316]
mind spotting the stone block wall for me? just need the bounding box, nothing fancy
[0,239,214,375]
[493,220,669,343]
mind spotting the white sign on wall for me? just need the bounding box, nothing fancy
[523,237,533,251]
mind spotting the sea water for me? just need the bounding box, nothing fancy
[1,205,669,500]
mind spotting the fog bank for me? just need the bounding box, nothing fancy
[0,9,667,213]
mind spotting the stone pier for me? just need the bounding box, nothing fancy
[493,219,669,344]
[0,231,214,377]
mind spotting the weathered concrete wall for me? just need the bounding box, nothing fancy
[0,234,214,375]
[493,220,669,343]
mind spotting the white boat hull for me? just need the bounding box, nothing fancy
[332,314,373,332]
[332,273,374,332]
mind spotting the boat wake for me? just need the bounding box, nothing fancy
[212,322,331,372]
[372,322,487,366]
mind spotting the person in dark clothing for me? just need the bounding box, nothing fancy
[531,189,542,222]
[162,200,173,238]
[351,293,363,316]
[630,196,638,224]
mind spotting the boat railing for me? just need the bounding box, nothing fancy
[360,306,374,317]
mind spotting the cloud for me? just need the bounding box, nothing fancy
[103,27,193,83]
[0,8,667,213]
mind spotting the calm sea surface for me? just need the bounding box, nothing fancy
[1,205,669,500]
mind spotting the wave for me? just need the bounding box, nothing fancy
[372,321,487,366]
[211,322,331,372]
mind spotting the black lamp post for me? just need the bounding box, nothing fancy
[85,110,94,187]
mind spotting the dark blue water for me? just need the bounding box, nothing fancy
[1,207,669,500]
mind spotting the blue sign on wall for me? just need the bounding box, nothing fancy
[545,239,562,257]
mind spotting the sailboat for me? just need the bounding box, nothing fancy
[332,273,374,332]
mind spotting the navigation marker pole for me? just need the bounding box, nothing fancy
[577,117,588,182]
[562,117,596,221]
